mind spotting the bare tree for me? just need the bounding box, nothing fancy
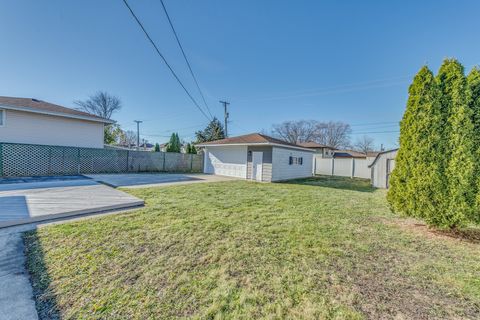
[271,120,318,143]
[271,120,351,148]
[315,121,352,149]
[74,91,121,119]
[121,130,138,148]
[354,135,375,154]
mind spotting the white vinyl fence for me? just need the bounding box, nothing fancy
[314,155,372,179]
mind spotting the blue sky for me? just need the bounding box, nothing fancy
[1,0,479,149]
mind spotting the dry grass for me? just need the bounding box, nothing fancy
[24,176,480,319]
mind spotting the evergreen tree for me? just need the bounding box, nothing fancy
[387,66,444,220]
[436,59,475,228]
[195,117,225,143]
[467,67,480,223]
[186,142,197,154]
[185,143,197,154]
[166,133,181,153]
[154,143,160,152]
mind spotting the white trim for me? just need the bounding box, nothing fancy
[196,142,315,152]
[0,104,114,124]
[0,108,5,127]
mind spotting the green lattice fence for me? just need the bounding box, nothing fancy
[0,142,203,177]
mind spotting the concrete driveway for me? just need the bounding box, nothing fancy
[85,173,236,188]
[0,176,143,228]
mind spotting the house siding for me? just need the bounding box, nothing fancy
[246,146,273,182]
[0,109,105,148]
[271,146,314,181]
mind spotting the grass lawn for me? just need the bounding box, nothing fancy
[24,176,480,319]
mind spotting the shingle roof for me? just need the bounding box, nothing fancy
[196,133,313,151]
[0,96,113,123]
[297,141,335,149]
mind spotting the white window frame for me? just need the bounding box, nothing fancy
[0,109,5,127]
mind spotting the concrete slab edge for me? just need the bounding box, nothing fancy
[0,200,144,229]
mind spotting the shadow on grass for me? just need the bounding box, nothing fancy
[283,175,376,193]
[23,230,60,320]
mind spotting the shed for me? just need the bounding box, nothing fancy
[196,133,315,182]
[368,149,398,188]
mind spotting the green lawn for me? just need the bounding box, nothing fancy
[24,176,480,319]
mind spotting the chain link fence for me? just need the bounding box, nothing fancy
[0,143,203,177]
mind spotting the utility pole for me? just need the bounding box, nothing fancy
[219,100,230,137]
[134,120,143,150]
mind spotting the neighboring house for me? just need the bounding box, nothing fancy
[196,133,315,182]
[0,96,113,148]
[139,142,155,151]
[369,148,398,188]
[297,141,337,158]
[158,143,169,152]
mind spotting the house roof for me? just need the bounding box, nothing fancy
[0,96,114,124]
[368,148,399,167]
[196,133,315,151]
[297,141,335,149]
[333,150,380,158]
[334,150,368,158]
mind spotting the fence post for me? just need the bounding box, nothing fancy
[126,150,130,172]
[77,148,81,174]
[331,158,335,176]
[351,158,355,178]
[163,152,166,171]
[0,143,3,177]
[190,154,193,172]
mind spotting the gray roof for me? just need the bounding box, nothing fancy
[0,96,114,124]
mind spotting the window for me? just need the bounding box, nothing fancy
[0,109,4,126]
[289,156,303,165]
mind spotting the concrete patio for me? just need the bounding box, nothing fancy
[0,177,144,228]
[85,173,236,188]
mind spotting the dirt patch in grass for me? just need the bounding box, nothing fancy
[386,218,480,245]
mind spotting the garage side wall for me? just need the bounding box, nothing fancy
[271,147,313,181]
[246,146,273,182]
[204,146,247,178]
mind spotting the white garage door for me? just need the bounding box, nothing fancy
[204,146,247,178]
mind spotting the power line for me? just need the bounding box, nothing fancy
[350,121,399,127]
[122,0,211,121]
[159,0,213,119]
[351,130,399,134]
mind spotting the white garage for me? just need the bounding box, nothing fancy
[197,133,315,182]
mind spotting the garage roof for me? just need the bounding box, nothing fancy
[0,96,114,124]
[196,133,315,152]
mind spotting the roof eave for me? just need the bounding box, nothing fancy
[196,142,315,152]
[0,104,115,124]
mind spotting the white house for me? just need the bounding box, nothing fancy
[369,149,398,188]
[0,96,113,148]
[196,133,315,182]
